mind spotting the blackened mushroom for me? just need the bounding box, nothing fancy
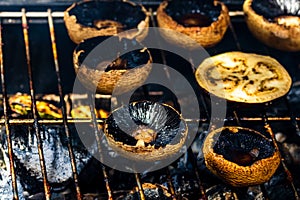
[73,36,152,95]
[243,0,300,51]
[203,126,281,187]
[156,0,230,48]
[104,101,188,161]
[64,0,149,44]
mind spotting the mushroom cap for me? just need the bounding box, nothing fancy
[243,0,300,51]
[104,101,188,161]
[64,0,149,44]
[73,36,152,95]
[203,126,281,187]
[156,0,230,48]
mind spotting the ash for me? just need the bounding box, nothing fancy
[0,146,25,199]
[0,125,91,187]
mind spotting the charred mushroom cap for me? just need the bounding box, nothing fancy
[243,0,300,51]
[156,0,229,48]
[64,0,149,44]
[104,101,188,161]
[73,36,152,95]
[119,183,172,200]
[203,126,281,187]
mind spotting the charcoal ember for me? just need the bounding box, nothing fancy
[206,184,238,200]
[167,167,200,199]
[264,172,296,200]
[116,183,172,200]
[0,146,25,199]
[0,124,91,194]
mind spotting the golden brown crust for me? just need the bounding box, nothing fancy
[243,0,300,51]
[195,51,292,103]
[73,49,152,95]
[203,126,281,187]
[64,0,149,44]
[156,1,230,48]
[104,103,188,161]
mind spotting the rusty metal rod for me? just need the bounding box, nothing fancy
[88,93,114,200]
[21,8,51,200]
[47,9,82,200]
[134,173,146,200]
[165,167,177,200]
[263,113,300,200]
[0,19,19,200]
[187,148,207,200]
[0,116,298,125]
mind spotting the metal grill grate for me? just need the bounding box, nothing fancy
[0,3,299,200]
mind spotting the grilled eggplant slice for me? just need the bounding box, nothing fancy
[104,101,188,161]
[203,126,281,187]
[64,0,149,44]
[195,52,292,103]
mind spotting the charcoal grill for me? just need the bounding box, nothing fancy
[0,0,300,200]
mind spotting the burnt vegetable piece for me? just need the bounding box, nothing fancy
[243,0,300,51]
[64,0,149,44]
[73,36,152,95]
[203,127,281,187]
[104,101,188,161]
[156,0,229,48]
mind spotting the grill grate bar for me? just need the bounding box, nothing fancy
[187,148,208,200]
[0,20,19,200]
[88,93,114,200]
[165,167,177,200]
[135,173,146,200]
[263,111,300,200]
[47,9,82,199]
[284,97,300,137]
[0,116,299,125]
[21,8,51,199]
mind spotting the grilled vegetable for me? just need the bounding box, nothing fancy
[203,126,280,187]
[104,101,188,161]
[71,105,109,119]
[8,93,62,119]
